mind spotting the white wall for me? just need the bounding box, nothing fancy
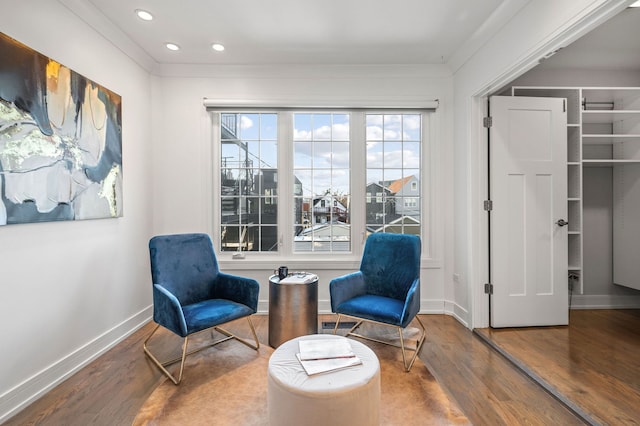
[451,0,630,328]
[150,64,457,319]
[0,0,153,421]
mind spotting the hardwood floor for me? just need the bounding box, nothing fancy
[475,309,640,425]
[4,314,585,425]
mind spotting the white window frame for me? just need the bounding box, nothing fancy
[209,108,435,263]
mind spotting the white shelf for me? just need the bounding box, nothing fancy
[583,159,640,166]
[582,110,640,124]
[582,134,640,144]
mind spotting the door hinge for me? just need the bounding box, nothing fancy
[483,200,493,211]
[484,283,493,294]
[483,116,493,128]
[563,99,566,113]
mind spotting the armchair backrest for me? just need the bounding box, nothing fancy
[360,233,421,300]
[149,233,219,306]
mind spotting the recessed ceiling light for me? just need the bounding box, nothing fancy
[135,9,153,21]
[212,43,225,52]
[630,0,640,7]
[165,43,180,51]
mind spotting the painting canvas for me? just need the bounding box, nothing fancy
[0,32,122,225]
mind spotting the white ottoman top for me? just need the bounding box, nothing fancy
[268,334,380,395]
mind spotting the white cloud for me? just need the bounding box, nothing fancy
[366,125,383,140]
[294,129,312,140]
[240,115,254,129]
[295,123,349,141]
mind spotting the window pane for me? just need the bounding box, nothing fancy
[260,226,278,251]
[293,114,312,140]
[239,114,260,139]
[219,113,278,252]
[404,142,420,168]
[261,141,278,168]
[293,113,351,252]
[383,114,403,140]
[313,141,332,168]
[367,141,383,168]
[294,141,312,168]
[403,114,421,141]
[261,114,278,140]
[366,115,383,140]
[312,114,332,140]
[366,113,421,236]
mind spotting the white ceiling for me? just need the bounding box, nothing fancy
[62,0,506,66]
[59,0,639,72]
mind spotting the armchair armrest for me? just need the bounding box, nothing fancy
[153,284,188,337]
[400,278,421,328]
[212,272,260,312]
[329,271,367,312]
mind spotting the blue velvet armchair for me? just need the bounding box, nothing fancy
[144,233,260,384]
[330,233,425,371]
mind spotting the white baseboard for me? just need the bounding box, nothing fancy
[444,300,470,328]
[570,294,640,310]
[0,306,153,424]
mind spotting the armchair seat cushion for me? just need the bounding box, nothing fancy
[183,299,254,335]
[335,294,405,327]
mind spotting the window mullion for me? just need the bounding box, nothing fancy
[350,111,367,256]
[211,112,222,244]
[279,111,294,255]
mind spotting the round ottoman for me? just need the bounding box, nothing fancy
[267,334,380,426]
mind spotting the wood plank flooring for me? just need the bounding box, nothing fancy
[4,314,585,425]
[475,309,640,425]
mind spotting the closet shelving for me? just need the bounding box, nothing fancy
[581,88,640,169]
[511,86,640,293]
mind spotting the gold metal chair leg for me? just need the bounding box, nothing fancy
[143,324,189,385]
[143,316,261,385]
[214,316,260,350]
[333,314,342,335]
[336,314,427,372]
[401,315,426,372]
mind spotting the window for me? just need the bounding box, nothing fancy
[365,114,421,236]
[219,113,278,252]
[293,113,350,252]
[213,109,430,256]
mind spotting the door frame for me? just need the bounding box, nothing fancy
[469,2,629,329]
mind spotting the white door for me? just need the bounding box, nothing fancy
[490,96,568,327]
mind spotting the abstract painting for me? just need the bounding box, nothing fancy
[0,32,122,225]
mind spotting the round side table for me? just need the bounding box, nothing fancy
[268,273,318,348]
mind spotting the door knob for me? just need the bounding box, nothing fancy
[556,219,569,227]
